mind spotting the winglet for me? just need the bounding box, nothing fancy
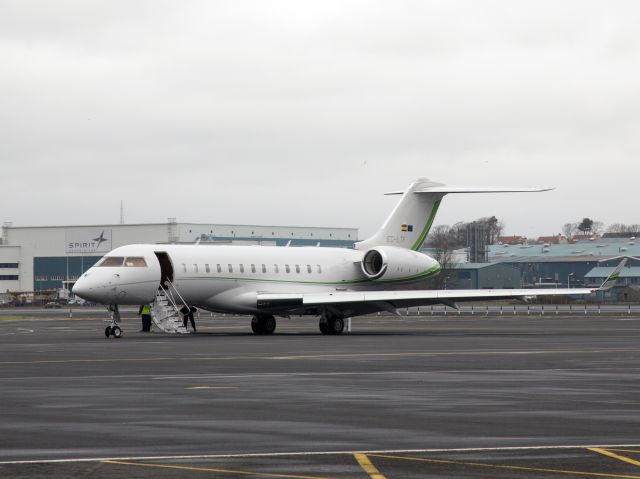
[598,258,628,292]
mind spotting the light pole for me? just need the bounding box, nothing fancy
[568,272,574,288]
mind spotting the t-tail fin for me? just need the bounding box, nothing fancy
[355,178,552,251]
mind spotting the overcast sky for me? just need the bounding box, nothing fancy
[1,1,639,239]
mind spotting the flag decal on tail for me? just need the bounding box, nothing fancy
[401,224,413,232]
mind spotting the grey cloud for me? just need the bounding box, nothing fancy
[1,0,639,239]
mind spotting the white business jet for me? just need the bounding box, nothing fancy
[72,178,618,338]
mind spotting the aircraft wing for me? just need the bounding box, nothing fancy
[257,287,595,316]
[257,259,624,317]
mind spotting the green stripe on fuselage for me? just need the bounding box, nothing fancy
[411,199,441,251]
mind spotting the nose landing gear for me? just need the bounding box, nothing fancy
[105,325,122,338]
[105,305,123,339]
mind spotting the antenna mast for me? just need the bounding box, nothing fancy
[120,200,124,224]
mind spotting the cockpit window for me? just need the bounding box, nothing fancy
[98,256,124,267]
[124,257,147,267]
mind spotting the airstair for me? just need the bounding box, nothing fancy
[150,281,191,334]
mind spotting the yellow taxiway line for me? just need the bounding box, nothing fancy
[353,453,387,479]
[102,460,336,479]
[589,448,640,467]
[368,453,640,479]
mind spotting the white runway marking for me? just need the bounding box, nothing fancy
[151,367,640,381]
[2,366,640,382]
[1,444,640,465]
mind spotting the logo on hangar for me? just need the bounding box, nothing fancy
[65,229,112,253]
[92,231,108,248]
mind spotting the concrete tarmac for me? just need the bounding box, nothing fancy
[1,313,639,478]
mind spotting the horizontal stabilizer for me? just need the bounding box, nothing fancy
[385,186,552,195]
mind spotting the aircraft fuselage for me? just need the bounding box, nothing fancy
[72,243,441,315]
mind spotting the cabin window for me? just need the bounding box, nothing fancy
[98,256,124,267]
[228,264,233,273]
[307,264,312,273]
[205,264,210,273]
[295,264,300,274]
[182,263,187,273]
[285,264,290,274]
[124,257,147,267]
[251,264,256,273]
[261,264,266,273]
[274,264,279,274]
[217,264,222,273]
[239,264,245,273]
[193,264,199,273]
[317,264,322,274]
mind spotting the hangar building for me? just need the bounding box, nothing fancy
[0,220,358,293]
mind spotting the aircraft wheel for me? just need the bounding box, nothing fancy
[319,319,329,335]
[251,316,264,334]
[112,326,123,338]
[262,316,276,335]
[328,317,345,335]
[105,326,112,338]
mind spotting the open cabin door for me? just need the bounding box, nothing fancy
[154,252,174,288]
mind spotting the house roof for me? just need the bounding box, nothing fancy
[489,238,640,261]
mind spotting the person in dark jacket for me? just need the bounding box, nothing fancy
[138,304,152,332]
[181,305,197,332]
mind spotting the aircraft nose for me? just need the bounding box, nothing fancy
[72,275,91,300]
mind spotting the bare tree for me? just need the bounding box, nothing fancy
[426,223,468,250]
[607,223,626,233]
[450,222,467,246]
[479,216,504,244]
[562,222,577,241]
[424,215,506,288]
[425,224,460,289]
[591,220,605,236]
[429,247,456,289]
[427,224,452,250]
[606,223,640,234]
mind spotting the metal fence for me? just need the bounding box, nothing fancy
[394,304,640,317]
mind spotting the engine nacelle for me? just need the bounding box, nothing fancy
[360,246,440,281]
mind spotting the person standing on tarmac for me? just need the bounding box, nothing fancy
[138,304,152,332]
[181,305,197,332]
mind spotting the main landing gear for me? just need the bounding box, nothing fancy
[319,315,345,335]
[251,315,277,335]
[105,305,123,339]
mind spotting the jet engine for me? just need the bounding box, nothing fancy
[360,246,439,281]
